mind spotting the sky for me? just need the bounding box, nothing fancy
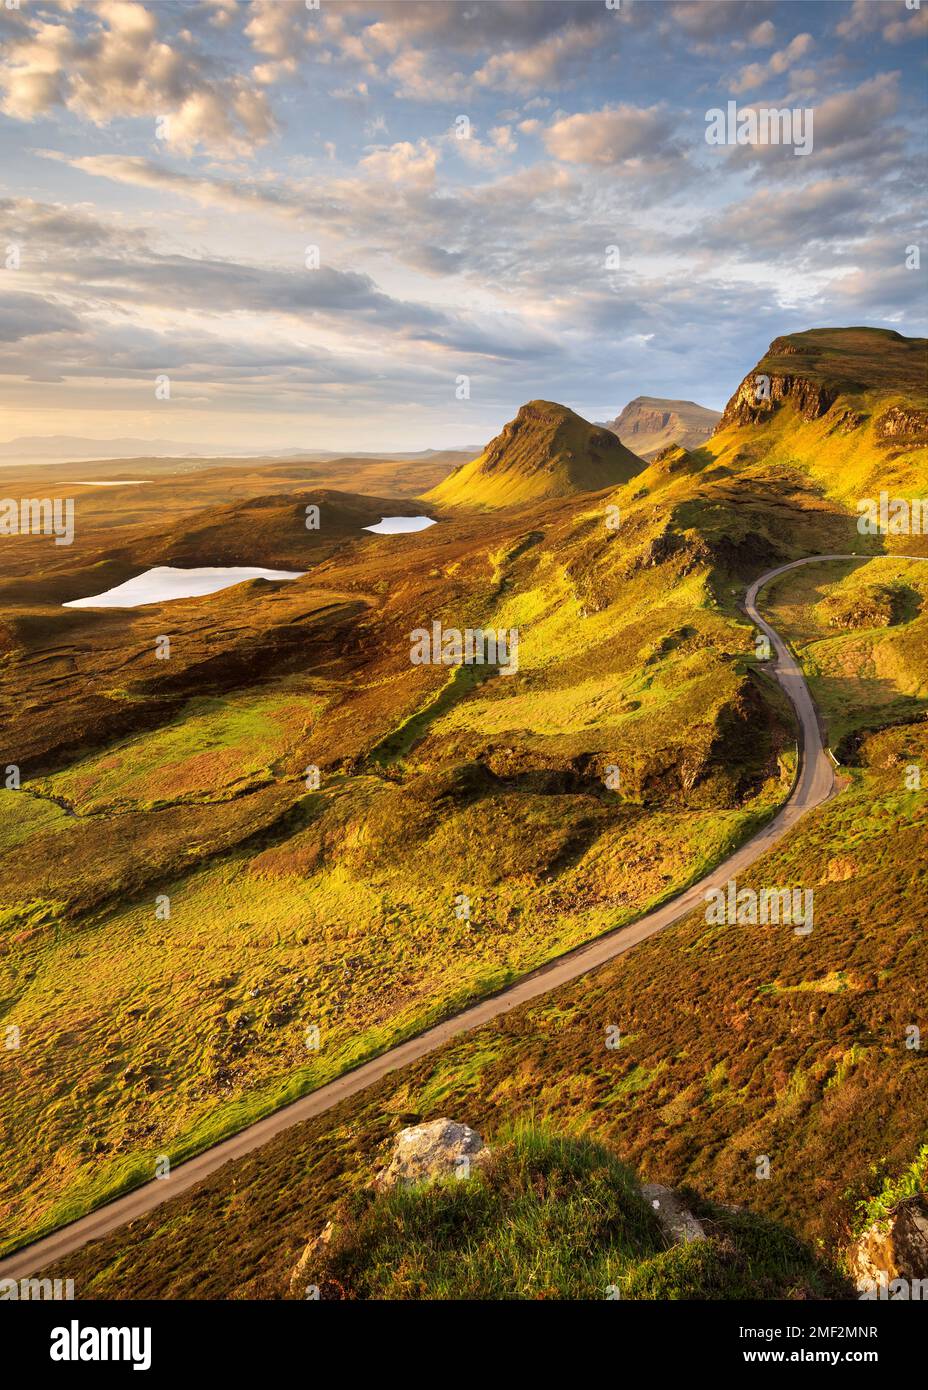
[0,0,926,453]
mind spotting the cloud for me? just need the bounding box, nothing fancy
[2,1,924,444]
[450,123,518,170]
[40,152,306,219]
[835,0,876,42]
[748,20,776,47]
[244,0,317,60]
[732,32,814,94]
[0,1,277,155]
[835,0,928,47]
[337,1,609,55]
[883,6,928,44]
[723,73,906,179]
[474,22,600,93]
[359,139,439,187]
[812,70,901,149]
[668,1,776,43]
[704,178,872,252]
[544,104,678,167]
[0,290,82,343]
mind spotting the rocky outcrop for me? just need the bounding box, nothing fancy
[875,406,928,445]
[641,1183,706,1244]
[768,336,803,357]
[288,1120,490,1295]
[848,1197,928,1288]
[375,1118,489,1190]
[628,522,781,581]
[289,1221,333,1297]
[825,584,906,630]
[720,372,838,429]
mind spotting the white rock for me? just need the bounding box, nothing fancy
[641,1183,706,1244]
[376,1118,488,1190]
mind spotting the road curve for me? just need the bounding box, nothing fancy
[0,555,866,1280]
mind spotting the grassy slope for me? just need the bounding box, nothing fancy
[0,456,802,1254]
[300,1130,847,1301]
[763,556,928,749]
[5,328,925,1281]
[707,328,928,515]
[754,327,926,397]
[37,716,926,1299]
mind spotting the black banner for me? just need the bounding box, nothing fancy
[3,1297,923,1375]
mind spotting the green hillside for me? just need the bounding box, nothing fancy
[707,327,928,513]
[425,400,645,509]
[300,1131,846,1301]
[2,326,925,1288]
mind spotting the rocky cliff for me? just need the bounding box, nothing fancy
[603,396,720,458]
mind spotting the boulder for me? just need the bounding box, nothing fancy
[289,1221,333,1298]
[641,1183,706,1245]
[849,1197,928,1287]
[375,1118,488,1190]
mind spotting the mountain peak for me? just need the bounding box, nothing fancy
[602,397,720,460]
[425,400,644,509]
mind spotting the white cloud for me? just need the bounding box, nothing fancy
[0,1,277,155]
[244,0,316,60]
[544,104,677,168]
[835,0,875,42]
[474,23,600,94]
[387,48,469,102]
[359,139,439,187]
[884,6,928,44]
[733,32,814,94]
[748,21,776,47]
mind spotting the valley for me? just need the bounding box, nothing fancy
[0,326,925,1300]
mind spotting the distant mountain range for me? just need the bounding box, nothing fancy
[0,435,206,460]
[599,397,720,459]
[0,436,482,463]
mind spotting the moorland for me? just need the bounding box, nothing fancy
[0,326,925,1298]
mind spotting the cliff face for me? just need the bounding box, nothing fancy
[719,372,839,428]
[718,328,928,433]
[705,327,927,510]
[619,403,678,437]
[875,405,928,444]
[604,396,720,459]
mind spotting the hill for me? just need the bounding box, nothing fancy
[602,396,720,459]
[708,327,928,520]
[1,324,925,1285]
[425,400,644,509]
[295,1130,847,1301]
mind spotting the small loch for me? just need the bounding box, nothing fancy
[64,565,305,609]
[363,516,436,535]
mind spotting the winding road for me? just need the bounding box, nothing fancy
[0,555,867,1280]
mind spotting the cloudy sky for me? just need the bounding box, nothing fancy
[0,0,926,453]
